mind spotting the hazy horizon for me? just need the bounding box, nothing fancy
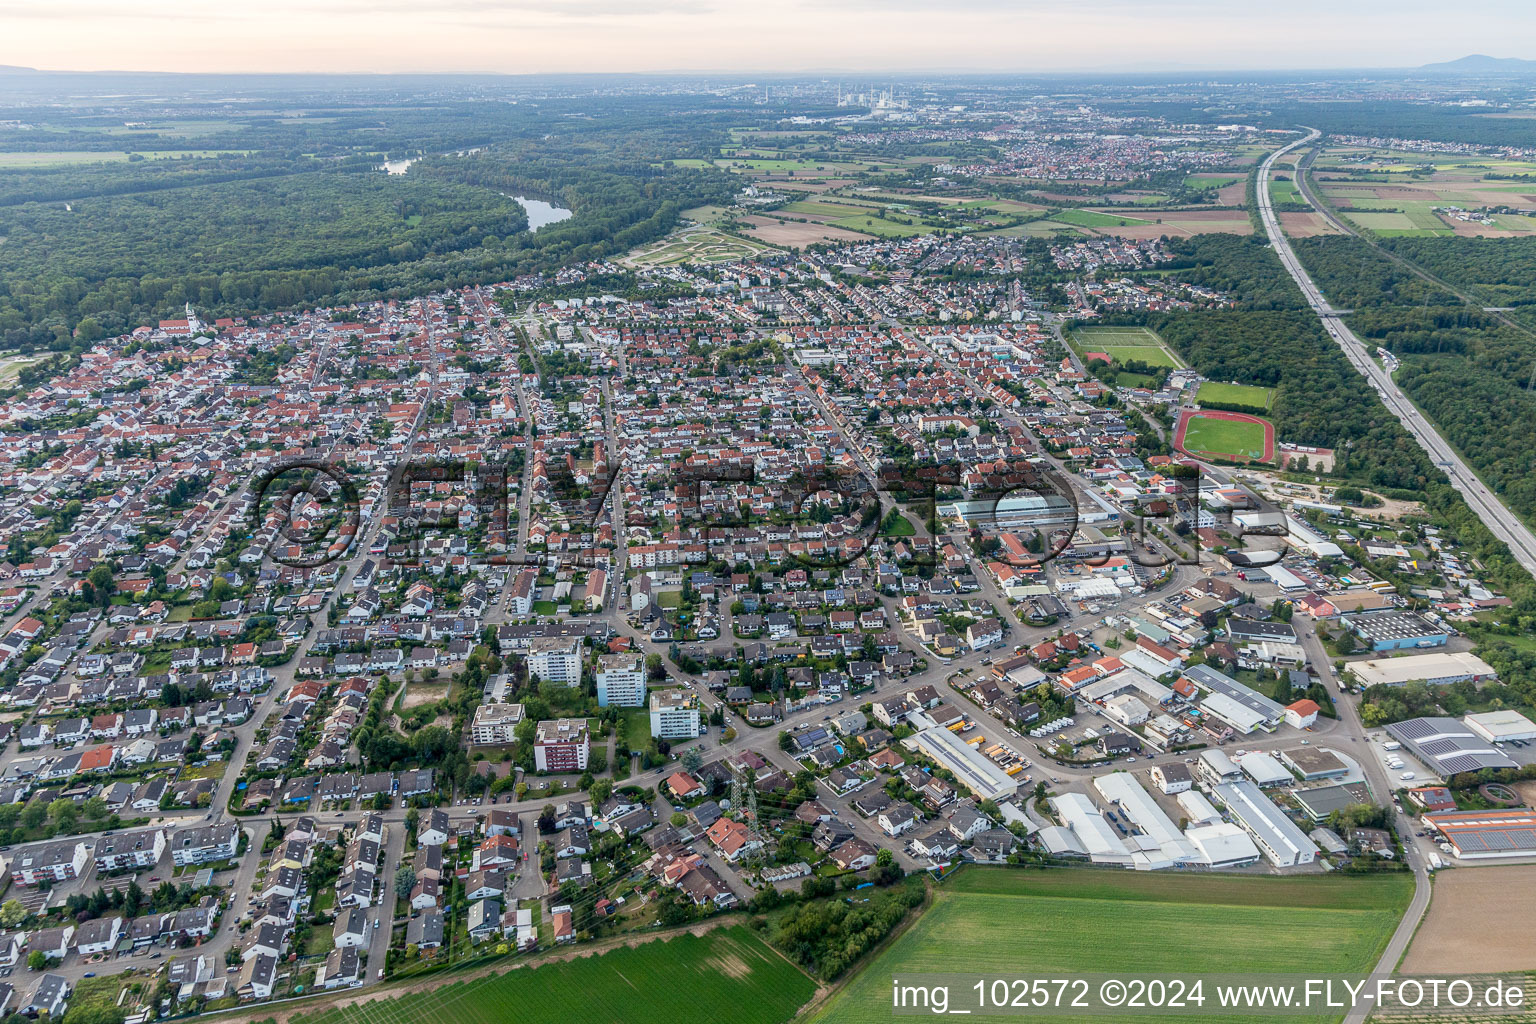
[3,0,1534,77]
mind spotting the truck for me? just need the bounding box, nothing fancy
[1427,852,1444,871]
[1382,741,1402,751]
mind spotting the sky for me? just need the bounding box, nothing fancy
[2,0,1533,75]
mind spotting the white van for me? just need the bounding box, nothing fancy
[1399,771,1416,781]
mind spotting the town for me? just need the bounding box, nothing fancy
[0,57,1535,1024]
[0,227,1529,1020]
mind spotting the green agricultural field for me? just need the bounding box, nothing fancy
[1186,174,1240,189]
[1182,414,1269,459]
[1197,380,1275,410]
[815,868,1413,1024]
[1270,177,1305,205]
[781,199,879,219]
[831,214,938,237]
[1051,208,1150,228]
[293,927,814,1024]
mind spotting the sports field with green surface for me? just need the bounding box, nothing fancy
[293,927,814,1024]
[1197,380,1274,410]
[813,868,1414,1024]
[1071,326,1184,368]
[1181,413,1269,460]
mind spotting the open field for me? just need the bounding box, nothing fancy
[1070,326,1184,368]
[1400,865,1536,973]
[1279,211,1345,237]
[738,215,870,246]
[1269,176,1305,205]
[813,868,1413,1024]
[1041,208,1252,238]
[1186,174,1240,189]
[1177,409,1274,462]
[1051,208,1150,228]
[291,927,813,1024]
[400,682,449,709]
[0,149,249,167]
[1197,380,1275,410]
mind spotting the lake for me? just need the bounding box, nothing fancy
[510,194,573,232]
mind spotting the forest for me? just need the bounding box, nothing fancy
[1289,236,1457,309]
[1286,233,1536,533]
[1161,234,1306,310]
[0,139,737,350]
[1378,235,1536,320]
[1144,232,1536,613]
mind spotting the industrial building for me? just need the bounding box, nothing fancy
[1093,772,1200,870]
[1292,783,1370,823]
[1344,610,1448,652]
[1225,618,1298,645]
[904,726,1018,803]
[1184,665,1285,732]
[1424,808,1536,860]
[1464,709,1536,744]
[1385,717,1518,776]
[1176,789,1222,825]
[1042,792,1130,865]
[1279,746,1350,781]
[1345,651,1496,689]
[1184,823,1261,868]
[1237,752,1292,787]
[1213,780,1318,867]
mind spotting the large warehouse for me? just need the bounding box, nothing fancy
[1464,709,1536,743]
[1346,651,1497,689]
[1184,664,1285,732]
[1385,717,1518,776]
[1213,780,1319,867]
[1343,609,1448,652]
[904,725,1018,803]
[1424,808,1536,860]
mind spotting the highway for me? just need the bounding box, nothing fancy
[1256,130,1536,579]
[1260,138,1438,1018]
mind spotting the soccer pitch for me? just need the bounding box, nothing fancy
[1071,327,1185,368]
[1181,413,1270,460]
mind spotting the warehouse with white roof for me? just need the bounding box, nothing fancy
[1177,789,1223,826]
[1047,792,1131,866]
[1094,772,1201,869]
[1184,823,1261,868]
[1346,651,1496,689]
[1464,709,1536,743]
[1200,692,1270,734]
[1214,780,1318,867]
[1238,751,1293,787]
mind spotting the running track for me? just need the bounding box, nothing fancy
[1174,407,1275,463]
